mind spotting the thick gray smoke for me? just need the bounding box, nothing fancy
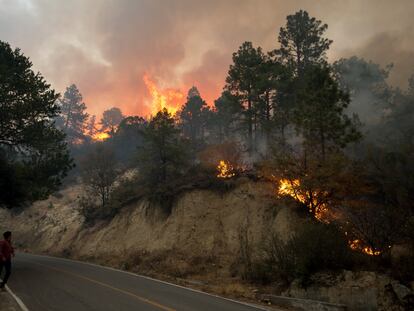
[1,0,413,117]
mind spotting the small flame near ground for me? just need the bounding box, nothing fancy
[217,160,236,178]
[93,132,110,141]
[348,239,381,256]
[277,178,382,256]
[143,74,185,116]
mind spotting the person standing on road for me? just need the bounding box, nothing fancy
[0,231,14,290]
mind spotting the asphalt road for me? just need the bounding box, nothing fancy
[7,253,268,311]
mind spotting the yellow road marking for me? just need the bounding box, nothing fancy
[29,261,175,311]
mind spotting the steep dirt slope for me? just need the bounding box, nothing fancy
[1,180,412,310]
[0,180,299,262]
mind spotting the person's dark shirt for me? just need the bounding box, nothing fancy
[0,240,14,261]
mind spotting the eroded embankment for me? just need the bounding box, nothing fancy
[1,180,411,310]
[0,180,298,260]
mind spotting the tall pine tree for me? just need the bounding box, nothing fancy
[56,84,89,144]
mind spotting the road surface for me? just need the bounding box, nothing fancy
[7,253,268,311]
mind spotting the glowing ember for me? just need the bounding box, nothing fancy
[349,239,381,256]
[93,132,110,141]
[277,178,328,221]
[143,74,185,115]
[217,160,235,178]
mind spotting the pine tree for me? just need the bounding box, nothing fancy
[275,10,332,77]
[179,86,209,143]
[57,84,89,144]
[225,41,265,152]
[137,109,189,187]
[294,65,361,159]
[209,91,242,143]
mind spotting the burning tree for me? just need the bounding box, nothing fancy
[272,149,349,221]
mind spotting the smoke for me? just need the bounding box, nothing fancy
[339,32,414,88]
[1,0,414,117]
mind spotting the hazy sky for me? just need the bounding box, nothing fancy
[1,0,413,117]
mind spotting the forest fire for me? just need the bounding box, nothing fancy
[92,132,110,141]
[277,178,383,256]
[143,74,185,115]
[217,160,236,178]
[277,178,328,221]
[349,239,381,256]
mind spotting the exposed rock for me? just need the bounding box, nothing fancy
[272,205,304,242]
[283,271,407,311]
[391,281,413,301]
[390,281,414,309]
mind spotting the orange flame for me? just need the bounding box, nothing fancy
[277,178,328,221]
[349,239,381,256]
[143,74,185,115]
[93,132,110,141]
[217,160,236,178]
[277,178,384,256]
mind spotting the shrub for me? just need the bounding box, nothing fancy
[78,195,118,226]
[255,221,353,285]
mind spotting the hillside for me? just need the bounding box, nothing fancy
[1,180,412,310]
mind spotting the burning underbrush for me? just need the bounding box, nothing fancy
[92,131,110,141]
[274,176,389,257]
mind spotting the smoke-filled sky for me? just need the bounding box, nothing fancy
[1,0,413,117]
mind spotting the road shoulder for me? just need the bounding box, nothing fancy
[0,289,22,311]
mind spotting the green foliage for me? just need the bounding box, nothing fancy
[110,116,147,163]
[0,40,72,208]
[136,109,190,210]
[225,41,266,151]
[0,152,26,206]
[208,91,242,143]
[294,65,362,157]
[274,10,332,76]
[179,87,210,146]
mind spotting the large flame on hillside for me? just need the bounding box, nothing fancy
[143,74,185,115]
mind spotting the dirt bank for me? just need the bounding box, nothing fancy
[1,179,412,310]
